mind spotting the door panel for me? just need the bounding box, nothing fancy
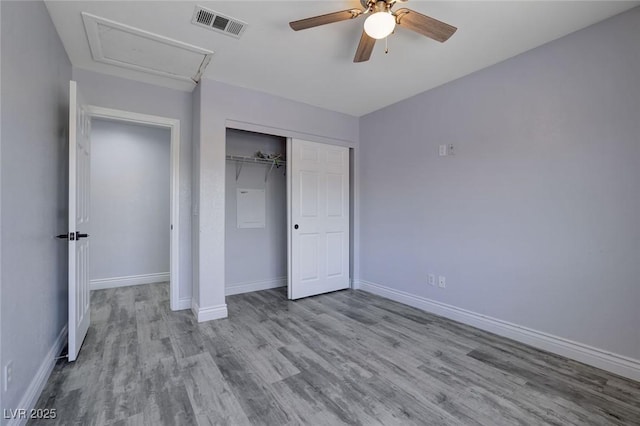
[290,139,349,299]
[299,171,319,217]
[326,173,344,217]
[299,234,320,282]
[68,80,91,362]
[326,232,345,277]
[299,145,319,162]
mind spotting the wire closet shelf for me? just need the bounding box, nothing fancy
[226,154,286,182]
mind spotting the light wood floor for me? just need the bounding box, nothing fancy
[32,283,640,425]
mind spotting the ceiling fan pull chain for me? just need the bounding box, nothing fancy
[385,35,389,54]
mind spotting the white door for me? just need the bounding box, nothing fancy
[68,81,91,361]
[289,139,350,299]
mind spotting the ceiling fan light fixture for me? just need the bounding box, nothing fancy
[364,11,396,39]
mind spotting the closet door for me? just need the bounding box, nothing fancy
[289,139,349,299]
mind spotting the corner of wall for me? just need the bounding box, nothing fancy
[190,83,201,309]
[0,0,4,416]
[191,300,227,323]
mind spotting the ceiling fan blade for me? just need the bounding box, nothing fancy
[354,30,376,63]
[395,8,457,42]
[290,9,362,31]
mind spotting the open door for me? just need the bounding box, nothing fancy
[68,81,91,361]
[289,139,350,299]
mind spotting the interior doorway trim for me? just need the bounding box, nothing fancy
[87,106,182,311]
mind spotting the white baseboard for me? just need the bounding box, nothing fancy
[191,301,228,323]
[8,325,68,426]
[226,277,286,296]
[90,272,169,290]
[174,297,192,311]
[358,279,640,382]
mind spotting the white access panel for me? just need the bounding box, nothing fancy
[237,188,266,228]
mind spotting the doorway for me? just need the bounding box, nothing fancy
[87,106,181,310]
[225,129,288,295]
[90,118,170,289]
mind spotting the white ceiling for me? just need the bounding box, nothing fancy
[44,1,639,117]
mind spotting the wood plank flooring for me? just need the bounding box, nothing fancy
[31,283,640,425]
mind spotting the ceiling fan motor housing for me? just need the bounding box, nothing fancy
[361,0,393,14]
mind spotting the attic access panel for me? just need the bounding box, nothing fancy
[82,12,213,85]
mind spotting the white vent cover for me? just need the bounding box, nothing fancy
[191,5,247,39]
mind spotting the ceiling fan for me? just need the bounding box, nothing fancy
[290,0,457,63]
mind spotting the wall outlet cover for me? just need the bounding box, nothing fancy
[4,360,13,391]
[438,276,446,288]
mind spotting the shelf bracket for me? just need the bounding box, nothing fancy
[235,160,244,181]
[265,161,276,182]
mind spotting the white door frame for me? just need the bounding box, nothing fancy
[87,106,181,311]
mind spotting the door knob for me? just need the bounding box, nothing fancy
[294,224,299,230]
[56,233,69,239]
[77,233,89,239]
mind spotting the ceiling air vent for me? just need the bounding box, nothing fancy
[192,6,247,39]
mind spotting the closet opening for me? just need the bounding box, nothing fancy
[225,128,288,296]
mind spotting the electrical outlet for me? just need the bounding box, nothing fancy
[438,276,446,288]
[428,274,436,286]
[438,145,447,157]
[4,360,13,391]
[448,144,455,156]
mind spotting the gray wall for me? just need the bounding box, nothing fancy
[73,68,192,302]
[359,7,640,360]
[225,129,287,289]
[194,79,359,314]
[1,0,71,416]
[90,119,170,281]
